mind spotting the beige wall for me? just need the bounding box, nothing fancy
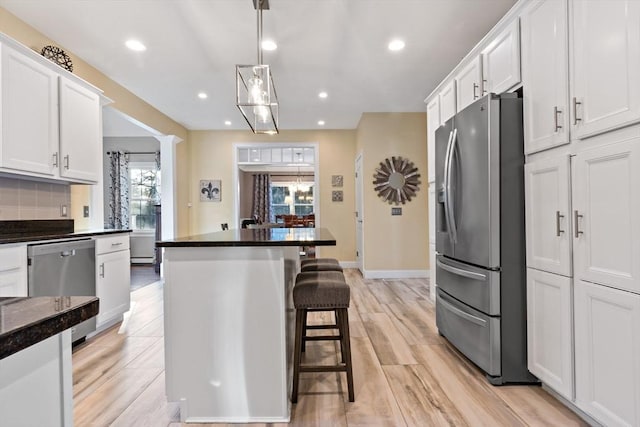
[188,130,357,262]
[0,7,190,235]
[356,113,429,272]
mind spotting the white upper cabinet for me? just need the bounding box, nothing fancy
[574,280,640,427]
[525,155,572,277]
[454,56,482,112]
[570,0,640,140]
[59,77,101,183]
[481,19,521,95]
[521,0,570,154]
[438,80,456,125]
[527,268,573,400]
[426,97,440,183]
[572,138,640,294]
[0,44,58,176]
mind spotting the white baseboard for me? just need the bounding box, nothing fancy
[131,257,154,264]
[363,269,430,279]
[338,261,358,269]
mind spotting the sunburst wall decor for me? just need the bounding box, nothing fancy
[372,156,421,205]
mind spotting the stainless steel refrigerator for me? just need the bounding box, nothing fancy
[435,93,536,384]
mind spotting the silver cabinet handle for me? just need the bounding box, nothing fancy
[59,249,75,257]
[482,79,487,95]
[574,210,584,238]
[64,155,70,170]
[556,211,565,236]
[437,258,486,281]
[111,242,123,246]
[99,263,105,278]
[473,83,479,100]
[573,97,582,125]
[554,107,563,132]
[52,152,58,168]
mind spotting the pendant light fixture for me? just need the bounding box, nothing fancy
[236,0,279,134]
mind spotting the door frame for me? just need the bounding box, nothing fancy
[355,152,364,273]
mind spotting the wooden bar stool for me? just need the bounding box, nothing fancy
[300,257,343,272]
[292,271,354,403]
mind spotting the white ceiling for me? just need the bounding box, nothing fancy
[0,0,516,132]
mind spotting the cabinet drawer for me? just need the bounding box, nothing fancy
[0,245,26,271]
[0,269,27,297]
[95,234,130,255]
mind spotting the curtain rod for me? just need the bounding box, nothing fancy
[106,151,158,155]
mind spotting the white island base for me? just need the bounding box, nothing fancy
[163,245,299,423]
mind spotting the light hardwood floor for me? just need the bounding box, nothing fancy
[73,269,587,426]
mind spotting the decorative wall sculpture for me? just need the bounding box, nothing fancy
[372,156,421,205]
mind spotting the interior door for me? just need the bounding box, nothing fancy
[355,153,364,273]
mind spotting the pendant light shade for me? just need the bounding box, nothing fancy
[236,0,279,134]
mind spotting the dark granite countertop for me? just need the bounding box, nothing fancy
[0,296,99,360]
[157,227,336,247]
[0,220,130,245]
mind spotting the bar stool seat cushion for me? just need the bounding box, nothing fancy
[294,271,349,309]
[300,258,343,272]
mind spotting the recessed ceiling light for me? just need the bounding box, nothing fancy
[125,39,146,52]
[261,40,277,51]
[224,120,232,126]
[318,120,325,126]
[198,92,208,99]
[388,39,405,51]
[318,91,328,99]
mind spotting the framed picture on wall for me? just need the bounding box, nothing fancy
[200,179,221,202]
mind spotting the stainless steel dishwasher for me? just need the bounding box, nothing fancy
[27,238,96,343]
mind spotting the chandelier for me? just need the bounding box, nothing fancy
[236,0,279,134]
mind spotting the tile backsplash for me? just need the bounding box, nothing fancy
[0,177,71,220]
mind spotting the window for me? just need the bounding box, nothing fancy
[130,162,160,230]
[270,182,314,220]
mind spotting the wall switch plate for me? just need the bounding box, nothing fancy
[83,206,90,218]
[391,207,402,216]
[61,205,68,217]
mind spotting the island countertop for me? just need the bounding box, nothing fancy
[156,226,336,247]
[0,296,99,360]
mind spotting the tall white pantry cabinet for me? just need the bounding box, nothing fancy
[523,0,640,426]
[427,0,640,425]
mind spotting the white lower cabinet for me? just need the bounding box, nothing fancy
[574,280,640,427]
[0,244,27,297]
[95,234,131,329]
[527,268,574,400]
[573,138,640,294]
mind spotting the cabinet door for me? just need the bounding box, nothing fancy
[438,80,456,124]
[521,0,570,154]
[96,249,131,326]
[527,269,573,400]
[59,77,100,183]
[0,245,27,297]
[574,280,640,427]
[525,155,572,276]
[428,183,436,245]
[570,0,640,139]
[426,97,440,183]
[482,19,521,95]
[573,139,640,293]
[454,56,482,112]
[0,45,58,176]
[429,242,436,302]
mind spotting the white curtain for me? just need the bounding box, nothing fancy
[106,151,130,229]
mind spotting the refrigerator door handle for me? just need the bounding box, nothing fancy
[437,258,487,281]
[443,130,454,244]
[446,128,459,243]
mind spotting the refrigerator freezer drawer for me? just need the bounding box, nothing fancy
[436,288,501,377]
[436,255,500,315]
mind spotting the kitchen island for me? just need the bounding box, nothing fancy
[0,296,99,427]
[156,227,336,423]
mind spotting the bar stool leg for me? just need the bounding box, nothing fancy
[339,308,355,402]
[292,308,306,403]
[335,309,345,363]
[301,309,308,353]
